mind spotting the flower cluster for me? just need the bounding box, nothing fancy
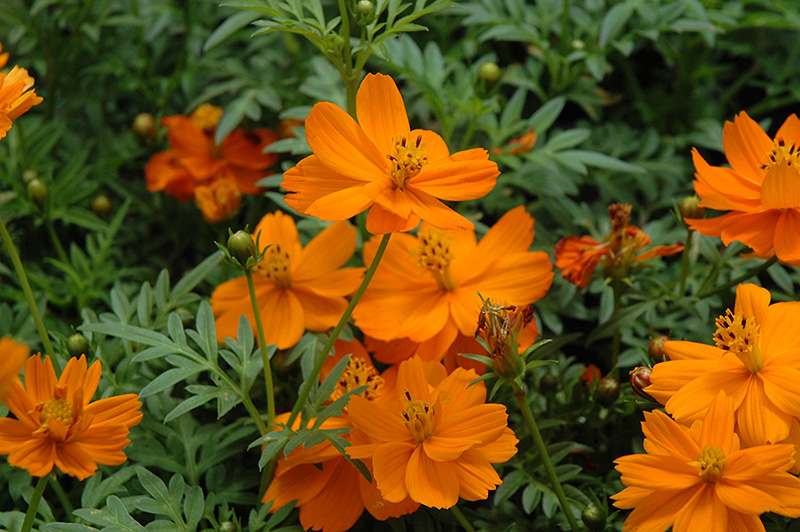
[145,104,278,222]
[0,41,43,140]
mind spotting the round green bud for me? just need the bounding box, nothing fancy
[27,178,48,208]
[91,195,112,216]
[679,195,705,220]
[355,0,374,16]
[132,113,158,142]
[227,230,256,266]
[571,39,586,50]
[478,62,501,84]
[219,522,237,532]
[595,376,620,407]
[66,333,90,357]
[23,169,38,183]
[581,503,606,531]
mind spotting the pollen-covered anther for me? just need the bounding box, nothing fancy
[39,398,74,426]
[333,356,384,402]
[402,389,436,443]
[760,137,800,170]
[713,309,763,373]
[387,134,428,189]
[412,227,457,290]
[691,445,728,483]
[259,243,292,289]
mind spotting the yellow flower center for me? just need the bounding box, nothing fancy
[387,133,428,189]
[412,226,457,291]
[713,309,763,373]
[191,104,223,132]
[692,445,728,483]
[332,356,384,402]
[260,243,292,289]
[402,389,436,443]
[760,138,800,171]
[40,398,74,426]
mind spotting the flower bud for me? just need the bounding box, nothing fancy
[23,169,38,183]
[648,334,670,362]
[475,297,531,382]
[66,333,90,357]
[219,522,237,532]
[132,113,158,142]
[679,195,705,220]
[629,366,654,400]
[581,503,606,531]
[355,0,375,22]
[27,178,48,208]
[91,195,112,216]
[227,230,256,266]
[478,62,501,84]
[595,376,620,407]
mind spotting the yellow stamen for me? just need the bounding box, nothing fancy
[690,445,727,483]
[190,104,223,132]
[401,389,436,443]
[713,309,763,373]
[332,356,384,402]
[40,398,74,426]
[760,138,800,170]
[412,226,457,291]
[387,133,428,189]
[259,243,292,289]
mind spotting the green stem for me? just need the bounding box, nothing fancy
[559,0,571,55]
[245,269,275,427]
[696,256,778,299]
[286,232,392,428]
[677,228,694,296]
[611,276,622,379]
[337,0,358,119]
[45,218,69,264]
[0,215,56,359]
[449,504,476,532]
[21,475,49,532]
[50,476,74,520]
[512,382,578,531]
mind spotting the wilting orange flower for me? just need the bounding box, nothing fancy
[0,52,43,140]
[145,104,278,221]
[555,203,684,289]
[0,355,143,480]
[347,356,517,509]
[281,73,499,234]
[687,111,800,263]
[491,129,537,155]
[211,211,364,349]
[352,206,552,363]
[0,337,28,400]
[263,343,418,532]
[646,283,800,448]
[613,391,800,531]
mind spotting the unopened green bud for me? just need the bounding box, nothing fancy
[132,113,158,142]
[356,0,374,16]
[478,62,501,84]
[27,178,48,208]
[219,522,237,532]
[648,334,670,362]
[227,230,256,266]
[66,333,90,357]
[629,366,654,401]
[91,195,112,216]
[581,503,606,531]
[679,195,705,220]
[595,376,619,407]
[475,297,532,381]
[23,169,38,183]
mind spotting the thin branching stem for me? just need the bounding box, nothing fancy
[696,256,778,299]
[246,269,275,427]
[450,505,476,532]
[21,474,49,532]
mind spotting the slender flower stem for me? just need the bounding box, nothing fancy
[696,256,778,299]
[286,232,391,428]
[21,475,49,532]
[245,269,275,427]
[677,228,694,296]
[512,382,579,532]
[45,218,69,264]
[0,215,56,359]
[449,505,476,532]
[611,276,622,380]
[50,476,74,520]
[337,0,358,119]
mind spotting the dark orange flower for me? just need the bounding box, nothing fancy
[687,112,800,263]
[281,73,499,234]
[491,129,537,155]
[211,211,364,349]
[145,104,278,221]
[555,203,684,288]
[580,364,602,385]
[352,206,552,364]
[613,391,800,531]
[0,59,43,140]
[0,355,142,480]
[346,356,518,509]
[0,337,28,401]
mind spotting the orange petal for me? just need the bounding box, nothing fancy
[736,376,791,446]
[640,409,698,461]
[774,209,800,262]
[371,441,416,503]
[691,148,762,210]
[762,301,800,362]
[404,188,474,230]
[253,211,301,255]
[260,289,305,349]
[698,391,736,453]
[294,221,357,279]
[733,283,771,323]
[356,73,410,156]
[365,203,420,234]
[723,111,772,181]
[347,396,410,443]
[220,128,278,171]
[434,403,507,446]
[282,155,374,218]
[405,445,460,508]
[409,158,499,201]
[761,162,800,209]
[450,448,503,501]
[776,114,800,146]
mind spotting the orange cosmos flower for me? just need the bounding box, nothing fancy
[687,111,800,263]
[0,42,8,68]
[646,283,800,448]
[554,203,684,289]
[145,104,278,221]
[0,337,28,401]
[281,73,499,234]
[491,129,537,155]
[211,211,364,349]
[263,343,419,532]
[352,206,553,363]
[0,354,143,480]
[346,356,518,509]
[0,58,43,140]
[613,391,800,532]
